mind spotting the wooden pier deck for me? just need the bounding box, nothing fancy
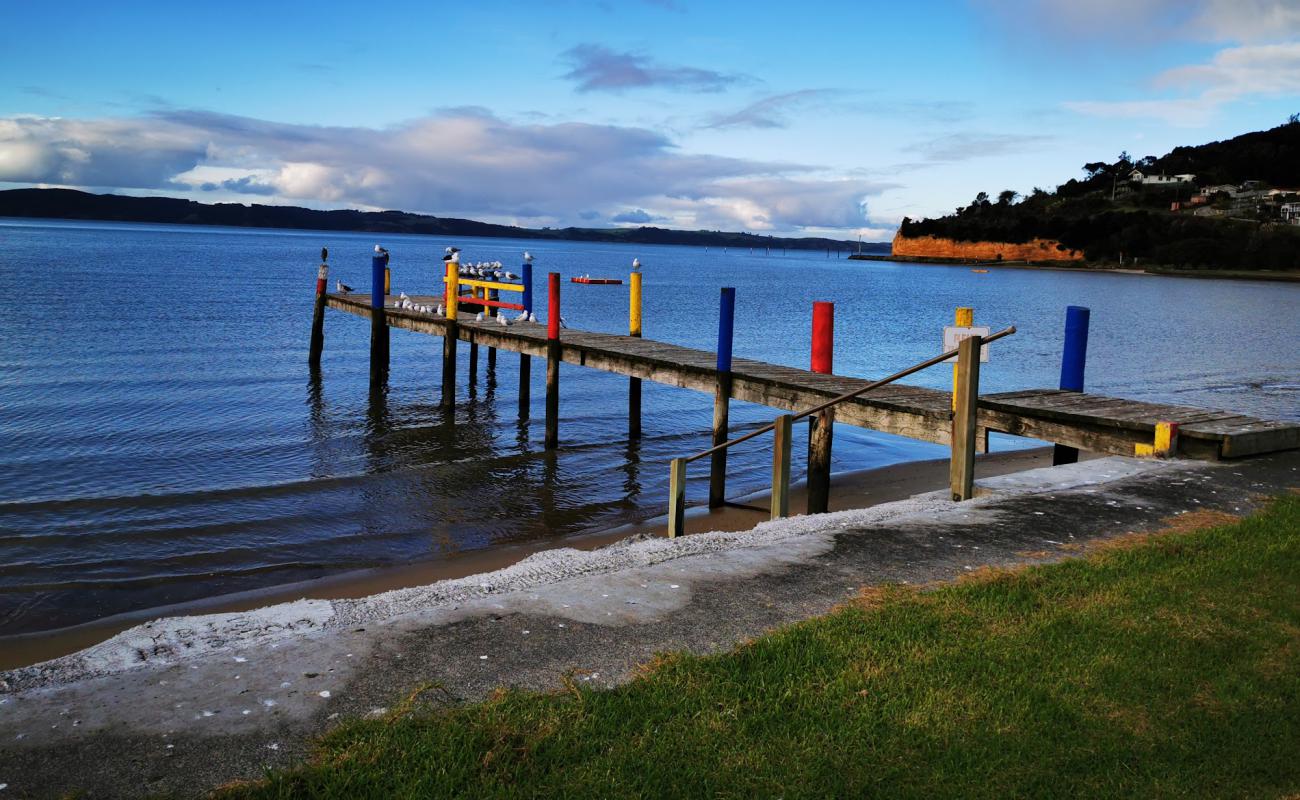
[326,292,1299,461]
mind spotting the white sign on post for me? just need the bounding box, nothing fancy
[943,325,991,363]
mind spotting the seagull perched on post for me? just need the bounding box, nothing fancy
[321,247,329,263]
[523,251,533,263]
[443,246,461,262]
[374,244,390,266]
[336,280,353,293]
[632,257,641,270]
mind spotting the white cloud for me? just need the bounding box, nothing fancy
[0,109,892,233]
[1066,42,1300,125]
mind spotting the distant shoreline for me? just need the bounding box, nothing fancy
[0,188,892,254]
[848,253,1300,283]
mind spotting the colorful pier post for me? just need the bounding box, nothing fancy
[369,250,390,385]
[708,287,735,508]
[807,301,835,514]
[951,306,973,410]
[308,249,328,367]
[1053,305,1090,465]
[519,253,534,419]
[440,257,459,409]
[545,272,561,449]
[628,263,643,439]
[950,334,982,501]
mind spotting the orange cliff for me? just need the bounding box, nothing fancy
[891,233,1084,263]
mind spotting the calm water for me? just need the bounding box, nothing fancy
[1,219,1296,635]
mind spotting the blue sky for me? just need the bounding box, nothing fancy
[2,0,1297,239]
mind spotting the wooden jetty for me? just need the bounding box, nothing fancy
[312,252,1298,534]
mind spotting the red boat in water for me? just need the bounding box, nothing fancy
[570,276,623,285]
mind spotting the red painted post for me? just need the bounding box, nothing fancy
[545,272,561,449]
[807,301,834,514]
[811,301,834,374]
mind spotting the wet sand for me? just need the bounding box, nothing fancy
[0,447,1070,670]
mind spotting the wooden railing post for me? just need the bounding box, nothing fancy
[950,335,981,501]
[771,414,793,519]
[519,254,533,419]
[308,257,328,367]
[668,457,686,538]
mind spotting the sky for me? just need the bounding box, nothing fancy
[1,0,1297,240]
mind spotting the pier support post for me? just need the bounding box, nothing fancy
[950,335,981,501]
[545,272,561,449]
[628,267,643,439]
[668,457,686,538]
[519,255,533,419]
[1053,305,1090,465]
[771,414,793,520]
[440,259,459,410]
[708,287,735,508]
[807,301,835,515]
[468,340,479,392]
[308,258,328,367]
[369,253,389,385]
[951,307,973,410]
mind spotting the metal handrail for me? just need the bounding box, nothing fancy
[681,325,1016,464]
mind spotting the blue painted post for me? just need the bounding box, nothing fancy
[518,253,534,419]
[369,251,389,384]
[708,287,736,508]
[1053,305,1090,465]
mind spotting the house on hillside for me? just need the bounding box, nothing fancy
[1129,170,1196,186]
[1282,202,1300,226]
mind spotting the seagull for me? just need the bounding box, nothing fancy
[517,310,529,321]
[560,316,569,329]
[336,280,353,293]
[632,258,641,270]
[528,312,538,323]
[523,251,533,263]
[436,303,445,316]
[321,247,329,262]
[498,315,510,327]
[374,244,389,265]
[443,246,461,262]
[504,271,517,280]
[475,312,484,322]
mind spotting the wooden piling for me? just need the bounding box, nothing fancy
[545,272,561,449]
[950,335,981,501]
[628,269,643,439]
[1053,305,1090,465]
[771,414,793,519]
[308,261,328,367]
[440,260,459,409]
[807,301,834,514]
[667,457,686,538]
[369,254,389,385]
[519,256,534,419]
[708,287,735,508]
[469,341,479,390]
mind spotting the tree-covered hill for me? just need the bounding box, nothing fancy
[900,118,1300,270]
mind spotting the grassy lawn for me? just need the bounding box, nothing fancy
[221,496,1300,799]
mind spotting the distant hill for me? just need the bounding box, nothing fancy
[898,119,1300,271]
[0,189,888,254]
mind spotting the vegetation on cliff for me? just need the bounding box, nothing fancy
[0,188,887,253]
[899,118,1300,270]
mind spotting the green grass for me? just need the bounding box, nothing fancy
[221,497,1300,799]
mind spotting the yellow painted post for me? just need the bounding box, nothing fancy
[667,458,686,538]
[628,270,643,439]
[441,260,460,410]
[950,335,981,501]
[952,306,973,411]
[445,261,459,318]
[1154,421,1179,457]
[384,266,391,296]
[771,414,793,519]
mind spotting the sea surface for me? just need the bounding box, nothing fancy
[1,218,1297,636]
